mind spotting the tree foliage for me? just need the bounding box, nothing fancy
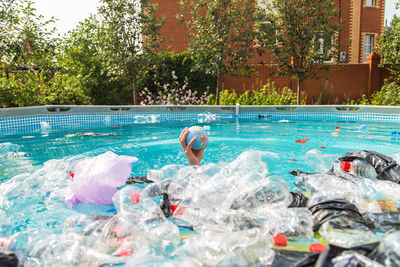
[178,0,264,104]
[257,0,341,104]
[0,0,58,70]
[59,15,131,104]
[0,0,91,107]
[376,13,400,85]
[98,0,164,104]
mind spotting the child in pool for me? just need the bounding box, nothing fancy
[179,127,207,166]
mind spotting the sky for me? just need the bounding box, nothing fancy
[33,0,101,36]
[33,0,400,36]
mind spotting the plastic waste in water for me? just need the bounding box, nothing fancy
[337,159,377,180]
[305,149,340,173]
[65,151,138,206]
[146,164,185,182]
[197,112,217,123]
[372,231,400,266]
[40,121,51,135]
[0,237,14,249]
[172,228,275,266]
[230,176,291,210]
[318,217,377,247]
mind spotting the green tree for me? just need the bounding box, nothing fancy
[98,0,164,104]
[59,15,130,104]
[257,0,341,105]
[0,0,58,71]
[178,0,264,104]
[376,7,400,85]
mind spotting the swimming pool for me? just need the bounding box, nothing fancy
[1,106,400,265]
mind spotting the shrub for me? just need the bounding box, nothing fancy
[370,82,400,106]
[138,51,216,100]
[139,71,211,105]
[0,70,91,107]
[219,82,297,105]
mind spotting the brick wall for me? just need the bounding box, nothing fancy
[220,59,392,104]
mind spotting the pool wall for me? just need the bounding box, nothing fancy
[1,105,400,136]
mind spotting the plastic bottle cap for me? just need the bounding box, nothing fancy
[309,243,326,253]
[336,127,340,131]
[320,146,326,148]
[340,161,351,172]
[273,234,287,247]
[118,247,133,257]
[69,172,75,178]
[129,192,140,204]
[170,204,186,215]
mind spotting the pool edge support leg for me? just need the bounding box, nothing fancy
[235,103,240,116]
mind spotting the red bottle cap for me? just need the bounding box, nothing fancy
[69,172,75,178]
[118,247,133,256]
[309,243,326,253]
[340,161,351,172]
[170,204,186,215]
[320,146,326,148]
[336,127,340,131]
[129,192,140,204]
[273,234,287,247]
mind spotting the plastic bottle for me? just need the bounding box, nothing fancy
[340,159,377,180]
[372,231,400,266]
[171,205,227,231]
[146,164,185,182]
[230,177,290,210]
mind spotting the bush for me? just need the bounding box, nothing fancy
[139,71,211,105]
[343,82,400,106]
[0,70,91,107]
[138,51,216,102]
[219,82,297,105]
[370,82,400,105]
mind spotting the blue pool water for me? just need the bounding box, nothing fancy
[1,119,400,263]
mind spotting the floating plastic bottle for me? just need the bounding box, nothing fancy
[305,149,340,173]
[340,159,377,180]
[230,176,291,210]
[318,217,377,247]
[172,228,275,266]
[146,164,186,182]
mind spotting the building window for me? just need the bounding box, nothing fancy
[364,34,374,62]
[366,0,375,7]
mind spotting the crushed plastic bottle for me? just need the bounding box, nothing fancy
[318,217,377,247]
[230,176,291,210]
[146,164,185,182]
[172,228,275,266]
[340,159,377,180]
[372,231,400,266]
[305,149,340,173]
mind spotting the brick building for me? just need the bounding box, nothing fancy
[154,0,387,103]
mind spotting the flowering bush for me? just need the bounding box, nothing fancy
[139,71,211,105]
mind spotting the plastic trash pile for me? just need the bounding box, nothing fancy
[1,150,400,266]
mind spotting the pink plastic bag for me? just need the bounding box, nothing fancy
[65,151,138,206]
